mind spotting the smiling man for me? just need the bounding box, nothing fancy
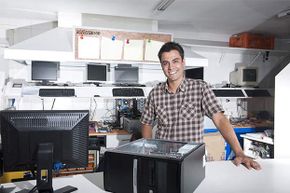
[140,41,261,170]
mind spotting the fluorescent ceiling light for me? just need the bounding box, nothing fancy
[154,0,175,11]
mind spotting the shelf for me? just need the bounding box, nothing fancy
[241,133,274,145]
[180,43,290,57]
[5,82,273,99]
[3,84,152,98]
[212,88,273,98]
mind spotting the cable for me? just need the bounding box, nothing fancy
[41,99,44,110]
[51,98,56,110]
[91,98,98,120]
[28,179,46,193]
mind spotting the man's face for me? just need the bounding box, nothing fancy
[160,50,185,82]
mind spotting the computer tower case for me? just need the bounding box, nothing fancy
[104,138,205,193]
[122,116,141,133]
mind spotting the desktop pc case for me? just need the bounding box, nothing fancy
[104,138,205,193]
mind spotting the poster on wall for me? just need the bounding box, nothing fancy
[100,36,123,60]
[123,39,144,61]
[77,36,100,59]
[75,29,101,60]
[144,39,164,62]
[75,28,172,63]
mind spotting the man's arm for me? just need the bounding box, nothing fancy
[142,124,153,139]
[212,112,261,170]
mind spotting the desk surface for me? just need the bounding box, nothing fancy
[89,129,130,136]
[194,159,289,193]
[2,159,290,193]
[1,174,108,193]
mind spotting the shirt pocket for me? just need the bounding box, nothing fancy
[179,103,196,120]
[155,105,169,127]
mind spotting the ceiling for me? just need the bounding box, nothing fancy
[1,0,290,41]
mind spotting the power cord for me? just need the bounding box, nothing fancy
[51,98,56,110]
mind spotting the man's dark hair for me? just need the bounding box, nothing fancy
[158,41,184,61]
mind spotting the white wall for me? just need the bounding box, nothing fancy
[0,39,9,110]
[195,50,282,86]
[7,22,57,45]
[274,62,290,158]
[82,14,158,32]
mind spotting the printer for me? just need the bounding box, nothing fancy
[104,138,205,193]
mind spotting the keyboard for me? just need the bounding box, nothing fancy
[39,89,75,97]
[113,83,145,87]
[112,88,144,97]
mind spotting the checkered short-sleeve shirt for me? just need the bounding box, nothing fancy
[141,78,224,143]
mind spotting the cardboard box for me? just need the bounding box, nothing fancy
[203,132,226,161]
[229,32,275,49]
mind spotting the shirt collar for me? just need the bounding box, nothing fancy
[162,77,186,94]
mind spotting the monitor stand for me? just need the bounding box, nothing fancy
[16,143,77,193]
[35,80,55,86]
[0,185,16,193]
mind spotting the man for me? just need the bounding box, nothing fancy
[141,41,261,170]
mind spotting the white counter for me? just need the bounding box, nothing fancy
[1,174,109,193]
[194,159,289,193]
[2,159,289,193]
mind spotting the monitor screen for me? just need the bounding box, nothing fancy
[114,66,139,83]
[87,64,107,81]
[185,67,204,80]
[0,110,89,192]
[243,68,257,82]
[31,61,59,81]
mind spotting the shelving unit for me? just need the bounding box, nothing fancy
[241,133,274,159]
[185,44,290,56]
[175,38,290,67]
[212,87,273,98]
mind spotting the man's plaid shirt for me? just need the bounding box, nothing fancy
[141,78,224,143]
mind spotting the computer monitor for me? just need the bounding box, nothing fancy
[87,64,107,82]
[0,110,89,193]
[31,61,59,85]
[185,67,204,80]
[114,66,139,83]
[229,66,258,87]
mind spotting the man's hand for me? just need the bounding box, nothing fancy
[233,154,261,170]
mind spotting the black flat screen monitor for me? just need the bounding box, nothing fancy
[185,67,204,80]
[87,64,107,81]
[31,61,59,85]
[114,66,139,83]
[0,110,89,193]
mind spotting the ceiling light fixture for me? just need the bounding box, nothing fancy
[154,0,175,11]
